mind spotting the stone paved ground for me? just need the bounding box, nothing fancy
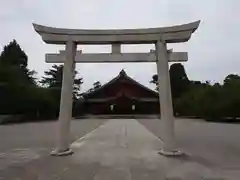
[0,119,107,152]
[0,119,107,176]
[0,118,240,179]
[138,118,240,179]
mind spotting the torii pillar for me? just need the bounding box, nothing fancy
[155,41,179,155]
[51,41,76,155]
[33,20,200,156]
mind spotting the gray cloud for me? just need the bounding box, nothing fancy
[0,0,240,91]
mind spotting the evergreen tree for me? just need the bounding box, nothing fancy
[0,40,27,68]
[0,40,38,119]
[40,64,83,98]
[169,63,190,99]
[150,63,190,99]
[0,39,36,85]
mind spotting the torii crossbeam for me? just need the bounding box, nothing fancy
[46,51,188,63]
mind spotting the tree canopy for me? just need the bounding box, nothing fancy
[0,40,28,68]
[150,63,240,121]
[169,63,190,99]
[150,63,190,99]
[40,64,83,99]
[0,40,36,86]
[0,40,83,123]
[0,40,39,120]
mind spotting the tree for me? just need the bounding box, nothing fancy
[224,74,240,85]
[221,74,240,119]
[175,73,240,121]
[0,40,27,68]
[0,39,36,85]
[0,40,84,122]
[40,64,83,98]
[150,63,190,99]
[150,74,158,90]
[169,63,190,99]
[93,81,102,90]
[0,40,40,120]
[0,66,36,86]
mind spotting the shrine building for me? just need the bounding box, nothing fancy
[82,70,160,115]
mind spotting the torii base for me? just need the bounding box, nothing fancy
[50,148,74,156]
[158,149,183,156]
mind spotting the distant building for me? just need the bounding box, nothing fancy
[81,70,160,115]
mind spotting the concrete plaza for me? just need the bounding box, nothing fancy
[0,118,240,179]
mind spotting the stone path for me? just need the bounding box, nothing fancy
[0,119,235,179]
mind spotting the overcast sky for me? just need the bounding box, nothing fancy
[0,0,239,92]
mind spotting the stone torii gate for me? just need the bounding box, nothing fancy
[33,20,200,156]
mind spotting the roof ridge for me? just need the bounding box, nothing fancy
[83,70,158,97]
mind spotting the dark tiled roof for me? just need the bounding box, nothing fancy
[83,69,158,98]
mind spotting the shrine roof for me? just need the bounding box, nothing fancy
[83,69,158,98]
